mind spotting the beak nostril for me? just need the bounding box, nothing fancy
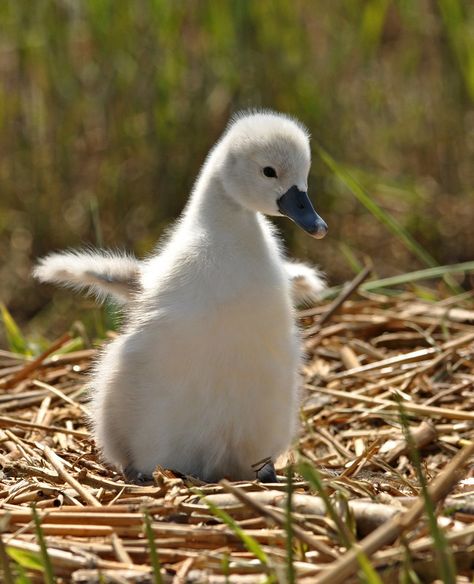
[278,186,327,238]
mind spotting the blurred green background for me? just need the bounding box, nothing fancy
[1,0,473,341]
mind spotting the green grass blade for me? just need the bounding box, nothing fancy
[362,261,474,291]
[285,465,295,584]
[299,460,384,584]
[397,401,457,584]
[221,552,230,584]
[199,493,269,565]
[50,337,84,356]
[298,461,352,549]
[338,242,364,274]
[318,260,474,301]
[437,0,474,101]
[360,0,390,55]
[0,304,29,355]
[316,146,437,268]
[5,547,42,573]
[355,550,386,584]
[31,506,55,584]
[401,540,423,584]
[12,567,33,584]
[143,511,163,584]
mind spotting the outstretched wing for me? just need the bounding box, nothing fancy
[34,249,141,304]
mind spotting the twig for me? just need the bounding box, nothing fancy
[0,415,88,437]
[307,385,474,420]
[40,445,101,507]
[32,379,90,415]
[3,333,71,388]
[305,264,372,335]
[383,421,437,465]
[327,331,474,380]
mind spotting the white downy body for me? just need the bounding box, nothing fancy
[36,111,326,481]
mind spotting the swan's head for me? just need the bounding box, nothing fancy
[218,110,327,239]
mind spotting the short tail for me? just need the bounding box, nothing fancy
[34,249,141,304]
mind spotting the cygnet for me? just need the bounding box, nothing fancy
[35,110,328,483]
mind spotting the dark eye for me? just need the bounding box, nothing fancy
[263,166,277,178]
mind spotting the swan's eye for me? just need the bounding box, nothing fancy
[263,166,277,178]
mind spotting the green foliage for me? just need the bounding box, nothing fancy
[50,336,84,355]
[438,0,474,100]
[0,302,89,356]
[6,548,42,574]
[0,0,473,338]
[2,516,54,584]
[317,147,437,269]
[320,260,474,300]
[12,568,33,584]
[0,304,31,355]
[221,552,230,584]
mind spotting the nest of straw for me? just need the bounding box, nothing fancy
[0,281,473,583]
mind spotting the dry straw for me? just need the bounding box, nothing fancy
[0,283,473,581]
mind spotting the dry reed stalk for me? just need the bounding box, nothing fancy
[0,291,473,581]
[111,532,134,565]
[306,264,372,333]
[374,523,474,563]
[219,480,339,561]
[40,445,101,507]
[5,538,150,573]
[327,331,474,380]
[1,333,71,389]
[0,414,88,437]
[306,385,474,420]
[310,441,474,584]
[32,379,89,414]
[383,420,438,464]
[189,489,402,533]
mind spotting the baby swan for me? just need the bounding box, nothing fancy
[35,111,327,483]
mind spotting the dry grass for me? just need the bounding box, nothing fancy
[0,287,473,583]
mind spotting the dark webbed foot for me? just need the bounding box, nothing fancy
[254,459,279,483]
[123,464,154,485]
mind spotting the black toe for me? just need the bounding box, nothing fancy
[123,464,153,485]
[255,460,278,483]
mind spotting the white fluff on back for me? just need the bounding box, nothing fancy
[35,110,326,482]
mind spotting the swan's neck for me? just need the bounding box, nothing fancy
[185,172,261,241]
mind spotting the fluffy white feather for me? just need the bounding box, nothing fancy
[284,261,326,305]
[35,110,327,482]
[35,251,324,306]
[34,250,139,304]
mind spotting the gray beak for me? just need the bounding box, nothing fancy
[277,185,328,239]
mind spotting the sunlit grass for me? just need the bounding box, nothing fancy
[0,0,473,336]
